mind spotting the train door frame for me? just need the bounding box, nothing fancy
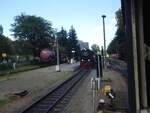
[122,0,150,112]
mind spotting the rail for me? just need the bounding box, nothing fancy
[21,69,89,113]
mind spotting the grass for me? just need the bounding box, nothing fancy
[114,92,128,107]
[0,62,71,76]
[110,58,127,66]
[0,62,77,107]
[0,70,75,107]
[0,65,40,82]
[31,71,74,94]
[116,60,127,66]
[116,92,127,101]
[0,62,75,82]
[0,94,18,107]
[13,65,39,72]
[0,65,40,75]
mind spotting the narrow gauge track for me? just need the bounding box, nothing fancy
[21,69,89,113]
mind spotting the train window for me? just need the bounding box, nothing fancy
[1,0,141,113]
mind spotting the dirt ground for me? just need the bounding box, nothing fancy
[63,69,96,113]
[62,69,128,113]
[0,63,79,113]
[98,69,128,113]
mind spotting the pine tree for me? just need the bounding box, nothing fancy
[68,26,80,58]
[0,25,3,36]
[57,27,68,54]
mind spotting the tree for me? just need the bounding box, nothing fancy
[57,27,68,46]
[107,8,126,60]
[0,25,3,36]
[68,26,80,57]
[12,40,33,55]
[0,37,15,55]
[57,27,68,54]
[91,44,100,54]
[11,13,54,56]
[0,26,15,56]
[107,38,118,54]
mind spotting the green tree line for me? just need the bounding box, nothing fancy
[107,8,127,60]
[0,13,80,62]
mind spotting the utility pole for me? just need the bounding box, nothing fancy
[56,34,60,72]
[101,46,104,68]
[101,15,106,68]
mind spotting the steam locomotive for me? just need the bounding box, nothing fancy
[80,49,95,69]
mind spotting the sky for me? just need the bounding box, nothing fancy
[0,0,121,49]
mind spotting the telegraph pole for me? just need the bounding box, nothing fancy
[56,34,60,72]
[101,46,104,68]
[101,15,106,68]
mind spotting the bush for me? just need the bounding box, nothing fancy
[0,63,12,70]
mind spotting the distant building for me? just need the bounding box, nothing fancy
[78,40,89,49]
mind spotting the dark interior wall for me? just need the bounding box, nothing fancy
[122,0,150,111]
[121,0,137,112]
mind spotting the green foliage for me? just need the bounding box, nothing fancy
[68,26,78,46]
[0,13,80,62]
[12,40,33,55]
[57,27,69,54]
[107,38,118,54]
[0,26,15,59]
[0,94,17,106]
[59,47,68,54]
[0,63,12,70]
[91,44,100,54]
[0,25,3,36]
[107,8,127,60]
[67,26,80,57]
[11,13,54,56]
[0,36,15,55]
[57,27,68,46]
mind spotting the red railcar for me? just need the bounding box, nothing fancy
[40,49,56,63]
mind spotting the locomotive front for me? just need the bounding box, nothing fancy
[80,49,95,69]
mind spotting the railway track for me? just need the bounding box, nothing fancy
[21,69,89,113]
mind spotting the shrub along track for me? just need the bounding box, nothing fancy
[21,69,90,113]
